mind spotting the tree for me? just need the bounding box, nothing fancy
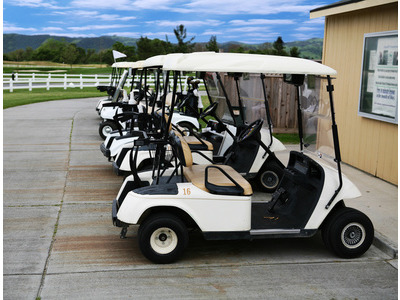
[136,36,157,60]
[173,24,195,53]
[62,43,79,68]
[33,38,67,62]
[272,36,288,56]
[290,46,301,57]
[206,35,219,52]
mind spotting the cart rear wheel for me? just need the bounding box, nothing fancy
[322,207,374,258]
[99,121,117,140]
[257,161,284,193]
[138,213,188,264]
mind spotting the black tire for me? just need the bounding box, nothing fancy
[321,207,374,258]
[138,213,188,264]
[99,120,117,140]
[177,121,197,136]
[257,161,284,193]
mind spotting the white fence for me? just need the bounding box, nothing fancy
[3,73,203,92]
[3,73,188,92]
[3,73,113,92]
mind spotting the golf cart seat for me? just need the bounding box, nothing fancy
[183,135,213,151]
[171,133,252,196]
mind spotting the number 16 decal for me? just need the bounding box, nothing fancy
[183,188,191,195]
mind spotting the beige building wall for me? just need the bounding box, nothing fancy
[319,2,398,184]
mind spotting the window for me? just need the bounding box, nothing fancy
[358,31,398,124]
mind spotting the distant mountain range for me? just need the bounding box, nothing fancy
[3,33,323,60]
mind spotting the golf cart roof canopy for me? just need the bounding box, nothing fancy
[163,52,337,76]
[143,55,168,68]
[111,61,144,69]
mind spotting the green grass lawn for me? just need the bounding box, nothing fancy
[3,88,104,109]
[272,133,300,144]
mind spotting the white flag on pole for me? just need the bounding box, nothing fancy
[112,50,127,60]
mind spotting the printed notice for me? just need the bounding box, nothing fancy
[372,36,398,118]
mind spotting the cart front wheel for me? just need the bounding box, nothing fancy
[99,121,117,140]
[138,213,188,264]
[322,208,374,258]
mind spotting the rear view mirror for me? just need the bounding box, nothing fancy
[283,74,305,86]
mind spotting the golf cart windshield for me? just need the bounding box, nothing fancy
[203,72,271,127]
[203,72,236,125]
[237,73,270,127]
[300,75,335,162]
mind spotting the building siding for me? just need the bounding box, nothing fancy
[322,3,398,184]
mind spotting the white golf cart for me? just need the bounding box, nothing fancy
[95,61,138,114]
[112,53,286,194]
[112,53,374,264]
[98,61,145,139]
[100,54,201,160]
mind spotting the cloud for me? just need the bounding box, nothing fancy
[66,10,136,21]
[6,0,66,9]
[228,26,272,33]
[42,27,64,31]
[69,0,132,10]
[131,0,184,10]
[304,18,325,25]
[148,20,224,27]
[68,24,134,31]
[201,30,224,36]
[3,21,37,32]
[229,19,295,26]
[291,33,319,40]
[295,26,319,32]
[181,0,324,15]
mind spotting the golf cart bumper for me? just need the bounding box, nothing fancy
[100,143,111,158]
[112,161,127,176]
[112,199,126,227]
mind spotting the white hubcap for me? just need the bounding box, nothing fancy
[150,227,178,254]
[103,126,112,135]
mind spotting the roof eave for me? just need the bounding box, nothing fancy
[310,0,397,19]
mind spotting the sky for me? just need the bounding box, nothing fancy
[3,0,332,44]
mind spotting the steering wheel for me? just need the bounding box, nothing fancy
[237,119,264,143]
[200,101,218,119]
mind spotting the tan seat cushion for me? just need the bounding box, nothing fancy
[183,164,253,196]
[183,136,213,151]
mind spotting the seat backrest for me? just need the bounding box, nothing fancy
[170,132,193,167]
[165,93,173,107]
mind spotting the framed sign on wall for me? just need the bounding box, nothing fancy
[358,30,398,124]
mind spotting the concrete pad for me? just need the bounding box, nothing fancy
[3,206,59,274]
[3,150,69,171]
[69,149,112,167]
[63,168,122,203]
[3,98,101,120]
[3,170,67,191]
[3,188,64,206]
[4,119,73,142]
[41,261,397,299]
[3,275,42,300]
